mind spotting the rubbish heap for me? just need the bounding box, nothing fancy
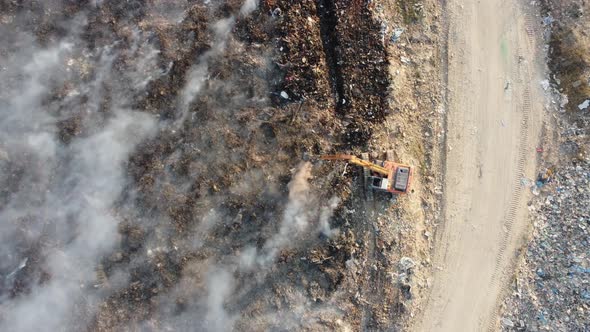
[501,0,590,329]
[501,159,589,331]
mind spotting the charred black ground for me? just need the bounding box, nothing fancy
[0,1,423,331]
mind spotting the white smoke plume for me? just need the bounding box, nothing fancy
[263,162,314,260]
[178,0,258,124]
[0,1,346,331]
[319,196,341,238]
[0,11,160,332]
[238,161,340,269]
[240,0,260,16]
[153,161,341,331]
[180,16,237,118]
[0,111,156,332]
[204,268,235,331]
[179,0,261,124]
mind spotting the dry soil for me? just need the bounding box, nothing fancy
[414,0,545,330]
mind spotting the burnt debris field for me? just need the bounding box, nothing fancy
[0,1,444,331]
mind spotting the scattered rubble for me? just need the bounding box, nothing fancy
[501,159,590,331]
[500,1,590,330]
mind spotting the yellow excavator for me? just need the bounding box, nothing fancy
[319,151,412,201]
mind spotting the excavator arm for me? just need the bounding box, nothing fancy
[320,154,390,176]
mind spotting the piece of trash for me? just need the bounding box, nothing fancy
[280,91,289,99]
[399,257,415,271]
[536,147,543,153]
[540,80,550,91]
[538,312,548,325]
[400,56,411,64]
[537,168,553,185]
[578,99,589,110]
[542,15,555,26]
[560,94,569,108]
[6,258,28,279]
[501,318,515,328]
[390,28,404,43]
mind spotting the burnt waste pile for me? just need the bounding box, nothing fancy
[0,1,401,331]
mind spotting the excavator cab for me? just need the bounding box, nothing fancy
[369,176,390,191]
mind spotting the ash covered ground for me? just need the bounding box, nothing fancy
[0,1,444,331]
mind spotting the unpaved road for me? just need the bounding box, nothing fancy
[415,0,544,331]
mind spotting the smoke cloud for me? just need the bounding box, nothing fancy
[237,162,330,270]
[0,1,345,331]
[263,162,314,260]
[240,0,260,16]
[205,268,235,331]
[0,8,160,332]
[152,161,340,331]
[180,16,237,119]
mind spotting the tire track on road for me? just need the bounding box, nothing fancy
[485,5,540,330]
[416,0,543,330]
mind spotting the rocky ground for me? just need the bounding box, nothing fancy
[500,0,590,330]
[0,1,442,331]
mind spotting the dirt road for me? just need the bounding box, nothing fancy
[415,0,544,331]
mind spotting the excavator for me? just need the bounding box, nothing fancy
[319,151,412,201]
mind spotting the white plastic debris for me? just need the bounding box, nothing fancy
[501,318,515,328]
[578,99,589,110]
[390,28,404,43]
[6,258,28,278]
[542,15,555,26]
[399,257,415,271]
[560,94,569,108]
[280,91,289,99]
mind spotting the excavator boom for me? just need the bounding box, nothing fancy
[320,154,390,176]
